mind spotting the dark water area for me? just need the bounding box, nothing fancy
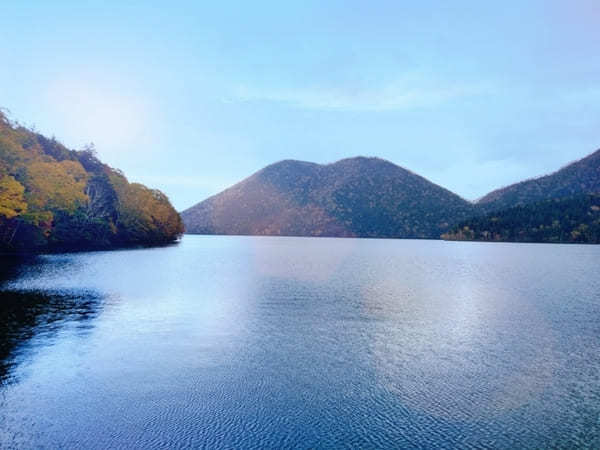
[0,236,599,448]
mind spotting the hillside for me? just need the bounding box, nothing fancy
[182,157,476,239]
[478,149,600,213]
[0,111,183,253]
[443,194,600,244]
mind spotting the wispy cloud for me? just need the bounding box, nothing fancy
[227,78,488,112]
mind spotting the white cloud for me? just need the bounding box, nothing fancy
[227,78,488,112]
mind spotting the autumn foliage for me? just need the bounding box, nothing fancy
[0,111,183,252]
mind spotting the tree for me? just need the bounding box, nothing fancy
[0,175,27,219]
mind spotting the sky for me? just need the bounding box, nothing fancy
[1,1,599,210]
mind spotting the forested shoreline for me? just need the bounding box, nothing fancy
[0,111,183,254]
[442,194,600,244]
[3,105,600,250]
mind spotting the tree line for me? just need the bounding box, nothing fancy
[443,194,600,244]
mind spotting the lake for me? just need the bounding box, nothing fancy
[0,235,599,448]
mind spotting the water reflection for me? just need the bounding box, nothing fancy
[0,255,28,285]
[0,258,103,385]
[0,237,598,448]
[361,254,560,422]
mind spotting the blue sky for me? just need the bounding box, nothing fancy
[1,1,599,210]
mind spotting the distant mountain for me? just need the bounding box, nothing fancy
[443,194,600,244]
[182,157,476,239]
[0,111,183,253]
[477,149,600,213]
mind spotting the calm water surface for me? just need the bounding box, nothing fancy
[0,236,599,448]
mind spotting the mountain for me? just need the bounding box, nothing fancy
[477,149,600,213]
[443,194,600,244]
[182,157,476,239]
[0,111,183,252]
[443,148,600,244]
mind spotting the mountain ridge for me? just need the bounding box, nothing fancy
[182,156,476,239]
[477,148,600,212]
[183,148,600,241]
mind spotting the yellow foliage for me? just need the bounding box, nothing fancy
[0,134,25,168]
[26,160,89,212]
[0,175,27,219]
[0,111,183,249]
[113,180,183,241]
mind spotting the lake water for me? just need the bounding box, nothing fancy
[0,235,599,448]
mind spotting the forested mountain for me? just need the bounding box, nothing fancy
[442,148,600,244]
[0,111,183,253]
[182,157,476,239]
[443,194,600,244]
[477,149,600,213]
